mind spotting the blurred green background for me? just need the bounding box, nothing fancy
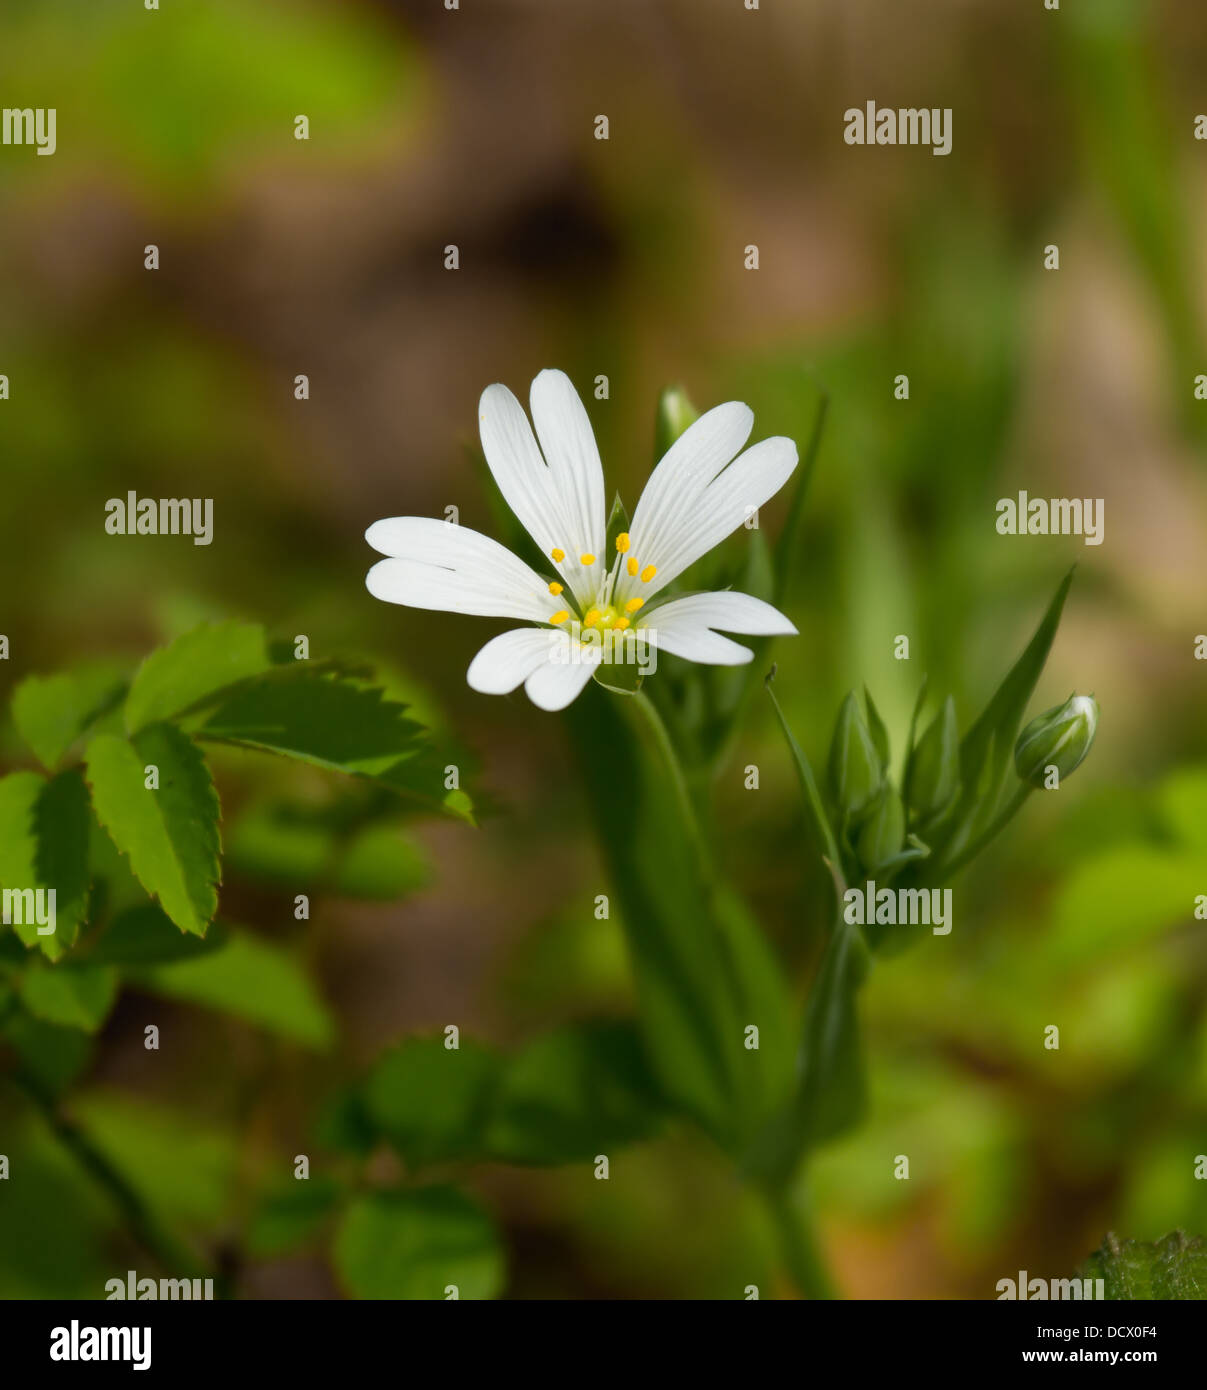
[1,0,1205,1298]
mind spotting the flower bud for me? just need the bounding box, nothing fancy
[857,786,905,873]
[906,695,960,824]
[1014,694,1098,787]
[828,692,884,820]
[654,386,700,461]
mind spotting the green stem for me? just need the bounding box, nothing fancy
[10,1068,204,1280]
[630,690,714,890]
[938,781,1033,878]
[760,1178,839,1300]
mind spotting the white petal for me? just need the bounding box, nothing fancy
[365,516,556,622]
[466,628,561,695]
[478,372,605,609]
[642,590,797,666]
[478,382,572,562]
[529,369,606,562]
[524,641,600,711]
[617,434,798,604]
[626,401,753,572]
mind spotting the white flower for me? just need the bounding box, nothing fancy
[365,369,800,711]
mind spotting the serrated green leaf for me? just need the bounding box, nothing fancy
[18,964,119,1033]
[364,1036,501,1167]
[486,1020,664,1165]
[0,769,92,958]
[132,928,334,1049]
[125,620,270,733]
[334,1188,504,1300]
[86,725,220,935]
[1078,1231,1207,1300]
[11,665,127,770]
[195,668,467,818]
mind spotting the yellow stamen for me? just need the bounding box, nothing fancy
[625,597,644,613]
[580,553,596,565]
[584,609,601,627]
[548,581,563,595]
[551,548,565,562]
[626,557,639,576]
[640,565,657,583]
[549,610,569,625]
[615,616,631,631]
[615,532,631,553]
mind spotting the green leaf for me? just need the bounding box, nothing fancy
[334,1187,504,1300]
[330,825,430,899]
[132,928,334,1049]
[364,1036,501,1168]
[71,1090,239,1229]
[486,1021,664,1164]
[86,724,220,936]
[1078,1231,1207,1300]
[85,904,227,967]
[567,689,800,1156]
[773,386,828,605]
[951,568,1075,843]
[195,668,468,819]
[246,1176,344,1258]
[0,769,92,958]
[11,664,127,770]
[124,620,270,733]
[653,384,700,462]
[18,964,119,1033]
[0,1010,93,1094]
[748,919,869,1182]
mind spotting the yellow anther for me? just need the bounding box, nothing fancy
[615,532,631,553]
[580,553,596,565]
[551,548,565,562]
[548,581,563,595]
[615,616,631,631]
[625,597,644,613]
[584,609,601,627]
[640,565,657,583]
[626,557,639,576]
[549,610,569,625]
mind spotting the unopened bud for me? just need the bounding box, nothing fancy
[906,695,960,824]
[1014,694,1098,787]
[828,692,884,820]
[858,787,906,873]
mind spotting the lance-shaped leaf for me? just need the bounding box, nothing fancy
[11,665,127,770]
[125,620,270,733]
[566,686,793,1153]
[194,668,469,820]
[0,769,92,958]
[942,568,1075,865]
[86,724,220,936]
[746,918,869,1183]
